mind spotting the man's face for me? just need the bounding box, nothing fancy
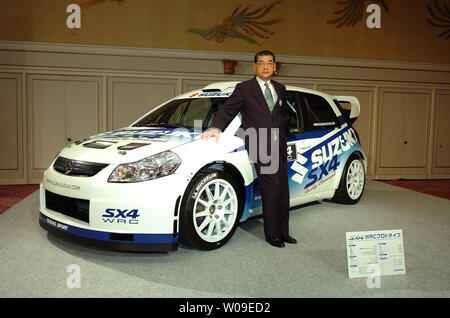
[253,55,276,82]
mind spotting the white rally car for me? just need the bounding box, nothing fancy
[39,82,366,252]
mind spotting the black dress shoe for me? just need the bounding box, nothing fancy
[281,235,297,244]
[266,238,285,248]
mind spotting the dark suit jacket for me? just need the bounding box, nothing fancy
[210,77,289,163]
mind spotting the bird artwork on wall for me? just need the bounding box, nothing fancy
[327,0,389,27]
[426,0,450,39]
[187,1,282,45]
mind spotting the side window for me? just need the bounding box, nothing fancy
[286,91,304,133]
[300,93,338,130]
[203,98,229,129]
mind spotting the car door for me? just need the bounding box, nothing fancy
[286,90,341,205]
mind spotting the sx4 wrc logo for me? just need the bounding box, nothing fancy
[102,208,140,224]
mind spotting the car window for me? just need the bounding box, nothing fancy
[166,101,189,125]
[133,98,228,129]
[299,92,338,131]
[179,98,212,128]
[286,91,304,133]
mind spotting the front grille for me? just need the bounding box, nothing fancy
[45,190,90,223]
[53,156,108,177]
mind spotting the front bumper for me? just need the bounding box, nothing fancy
[39,213,177,252]
[39,165,190,252]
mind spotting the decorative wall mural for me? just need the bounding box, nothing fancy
[79,0,125,8]
[187,1,282,44]
[426,0,450,39]
[327,0,389,27]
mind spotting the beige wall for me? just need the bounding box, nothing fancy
[0,0,449,64]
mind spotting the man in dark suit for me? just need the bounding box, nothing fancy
[200,50,297,248]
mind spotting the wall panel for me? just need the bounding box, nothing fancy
[432,90,450,176]
[376,88,432,179]
[108,77,179,130]
[27,74,102,183]
[0,73,25,183]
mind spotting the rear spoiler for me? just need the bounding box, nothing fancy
[333,96,361,125]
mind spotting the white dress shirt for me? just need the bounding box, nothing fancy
[256,76,278,104]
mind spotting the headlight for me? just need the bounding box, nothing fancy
[108,151,181,183]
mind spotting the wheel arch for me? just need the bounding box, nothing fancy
[330,150,366,192]
[197,161,246,202]
[350,150,367,172]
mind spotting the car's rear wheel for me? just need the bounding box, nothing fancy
[179,169,243,250]
[333,155,365,204]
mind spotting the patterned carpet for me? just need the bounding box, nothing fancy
[379,180,450,201]
[0,185,40,215]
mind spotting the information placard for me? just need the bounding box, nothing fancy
[346,229,406,278]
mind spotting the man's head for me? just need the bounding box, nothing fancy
[253,50,276,82]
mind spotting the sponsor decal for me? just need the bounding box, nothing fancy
[305,154,340,189]
[290,154,308,185]
[189,92,231,98]
[46,178,80,191]
[311,128,358,170]
[192,172,218,199]
[289,128,358,191]
[92,128,198,142]
[102,208,140,225]
[46,217,69,231]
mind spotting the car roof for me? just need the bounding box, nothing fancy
[176,81,335,101]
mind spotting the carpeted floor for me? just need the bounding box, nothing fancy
[0,180,449,298]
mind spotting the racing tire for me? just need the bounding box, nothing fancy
[332,155,365,204]
[179,168,243,251]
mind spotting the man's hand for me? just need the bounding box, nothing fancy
[199,128,220,142]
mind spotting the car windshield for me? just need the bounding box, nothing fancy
[132,98,228,130]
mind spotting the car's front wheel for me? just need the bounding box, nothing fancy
[179,169,243,250]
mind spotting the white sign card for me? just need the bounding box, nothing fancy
[346,229,406,278]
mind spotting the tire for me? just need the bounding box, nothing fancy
[179,168,243,250]
[332,155,365,204]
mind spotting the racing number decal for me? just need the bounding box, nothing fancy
[286,144,297,162]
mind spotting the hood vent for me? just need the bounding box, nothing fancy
[117,143,151,151]
[83,140,117,149]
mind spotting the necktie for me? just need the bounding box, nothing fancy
[264,82,275,113]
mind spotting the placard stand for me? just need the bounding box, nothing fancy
[346,229,406,278]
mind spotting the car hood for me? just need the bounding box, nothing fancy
[57,127,200,165]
